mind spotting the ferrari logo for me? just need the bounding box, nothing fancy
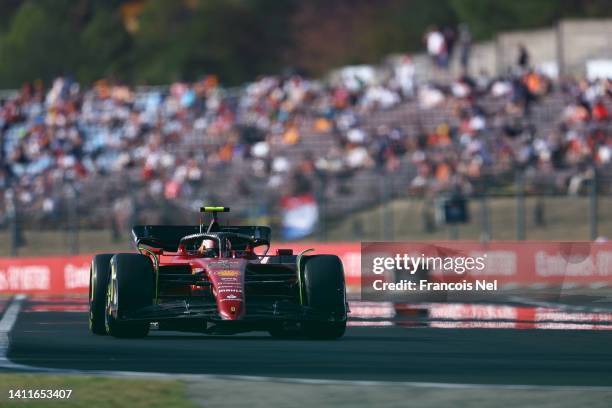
[230,306,236,313]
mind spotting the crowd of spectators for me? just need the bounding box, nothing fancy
[409,67,611,197]
[1,42,611,229]
[0,67,416,226]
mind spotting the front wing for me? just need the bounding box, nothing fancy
[123,300,346,323]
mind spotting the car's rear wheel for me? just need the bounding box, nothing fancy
[89,254,114,335]
[105,253,154,338]
[300,255,347,340]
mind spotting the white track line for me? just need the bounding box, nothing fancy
[0,294,26,356]
[0,294,40,370]
[0,294,61,372]
[1,295,612,391]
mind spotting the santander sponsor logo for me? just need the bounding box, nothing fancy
[64,263,90,289]
[0,265,51,290]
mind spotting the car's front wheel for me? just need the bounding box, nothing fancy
[105,253,154,338]
[300,255,347,340]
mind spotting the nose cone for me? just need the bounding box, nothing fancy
[218,299,244,320]
[205,259,248,320]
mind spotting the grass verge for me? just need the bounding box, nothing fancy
[0,374,198,408]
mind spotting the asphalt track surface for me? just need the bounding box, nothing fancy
[3,297,612,386]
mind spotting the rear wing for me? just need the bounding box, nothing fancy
[132,225,271,252]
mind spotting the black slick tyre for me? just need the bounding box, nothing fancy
[105,253,154,338]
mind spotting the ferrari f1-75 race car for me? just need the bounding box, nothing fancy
[89,207,347,339]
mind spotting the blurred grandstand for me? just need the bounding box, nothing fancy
[1,20,612,254]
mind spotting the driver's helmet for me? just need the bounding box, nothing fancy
[198,239,218,257]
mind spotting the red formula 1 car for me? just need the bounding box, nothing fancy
[89,207,347,339]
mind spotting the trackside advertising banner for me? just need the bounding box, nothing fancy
[0,254,92,295]
[2,241,612,296]
[0,244,361,295]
